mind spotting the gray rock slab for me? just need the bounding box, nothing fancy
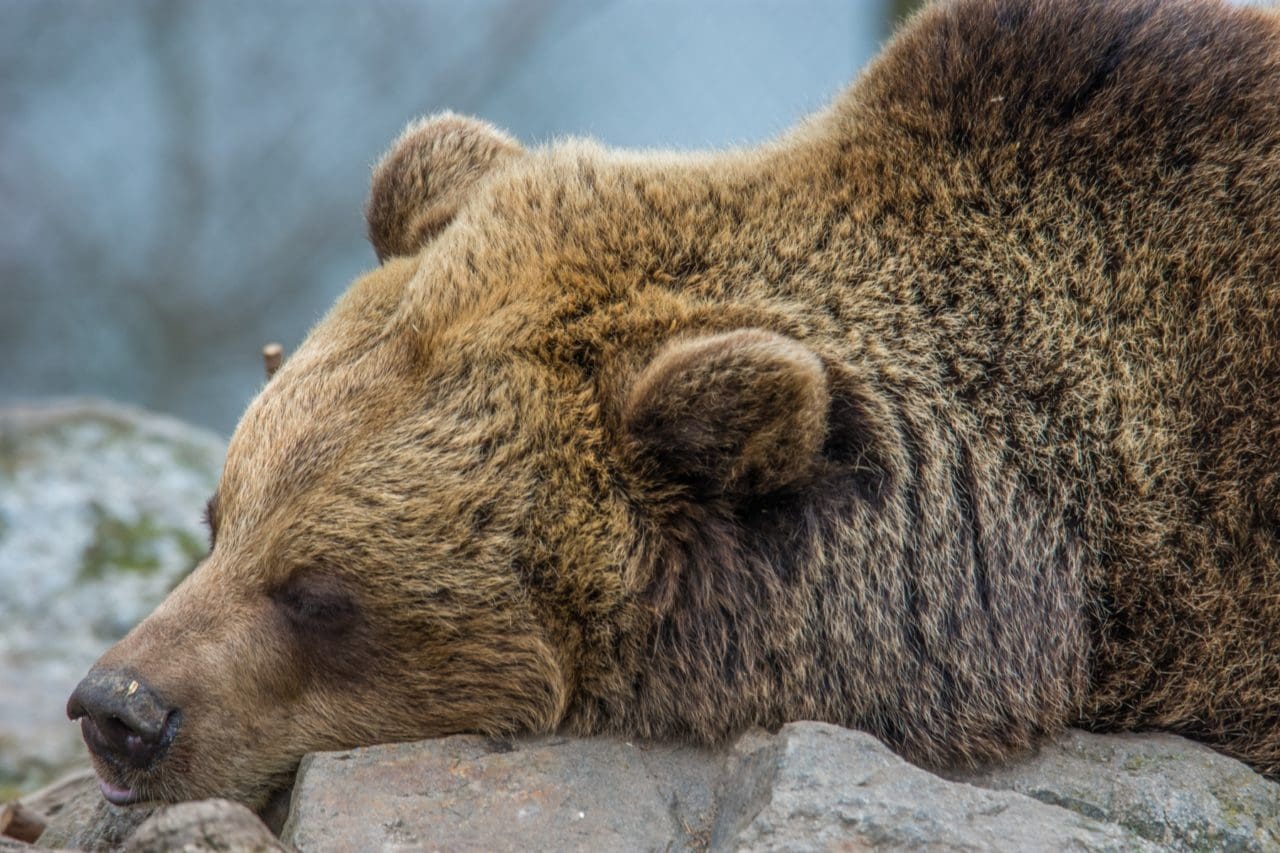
[0,400,224,794]
[283,734,721,852]
[953,728,1280,851]
[712,722,1156,852]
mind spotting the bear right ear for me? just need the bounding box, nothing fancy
[365,113,524,262]
[623,330,830,498]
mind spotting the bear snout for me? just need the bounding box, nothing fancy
[67,667,181,773]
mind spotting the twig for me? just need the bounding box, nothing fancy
[263,342,284,379]
[0,801,47,844]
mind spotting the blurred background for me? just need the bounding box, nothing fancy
[0,0,926,435]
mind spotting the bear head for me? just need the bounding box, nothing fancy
[66,114,849,808]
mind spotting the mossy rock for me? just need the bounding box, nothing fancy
[0,399,224,795]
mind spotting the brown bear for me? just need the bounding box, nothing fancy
[67,0,1280,810]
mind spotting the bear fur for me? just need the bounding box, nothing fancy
[73,0,1280,808]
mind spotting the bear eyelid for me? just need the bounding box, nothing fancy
[270,572,359,634]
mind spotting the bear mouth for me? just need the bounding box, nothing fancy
[97,778,143,806]
[76,716,154,806]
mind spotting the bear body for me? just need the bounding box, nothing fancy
[69,0,1280,808]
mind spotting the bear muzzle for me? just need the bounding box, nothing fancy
[67,667,182,803]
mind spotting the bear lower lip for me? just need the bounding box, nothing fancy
[98,778,141,806]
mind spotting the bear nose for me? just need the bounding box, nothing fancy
[67,668,180,770]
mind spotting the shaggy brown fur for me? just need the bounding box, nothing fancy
[75,0,1280,808]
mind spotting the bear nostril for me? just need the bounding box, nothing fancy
[67,669,180,769]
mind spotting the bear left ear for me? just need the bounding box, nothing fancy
[366,112,524,262]
[623,330,830,497]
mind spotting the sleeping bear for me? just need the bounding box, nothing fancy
[68,0,1280,808]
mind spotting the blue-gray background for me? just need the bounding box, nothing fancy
[1,1,919,434]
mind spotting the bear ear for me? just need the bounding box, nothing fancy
[623,329,830,497]
[366,113,524,262]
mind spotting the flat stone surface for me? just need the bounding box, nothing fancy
[954,728,1280,851]
[713,723,1156,852]
[0,400,224,795]
[283,734,721,852]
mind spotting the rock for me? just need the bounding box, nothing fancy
[954,728,1280,851]
[17,770,98,832]
[29,780,286,852]
[32,723,1280,850]
[1,770,97,846]
[713,723,1156,852]
[0,400,224,795]
[124,800,284,853]
[282,725,1170,852]
[34,790,152,852]
[282,735,721,851]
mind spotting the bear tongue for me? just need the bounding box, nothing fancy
[98,778,140,806]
